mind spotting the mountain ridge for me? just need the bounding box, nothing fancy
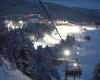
[0,1,100,23]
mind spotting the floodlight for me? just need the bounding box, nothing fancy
[64,49,70,56]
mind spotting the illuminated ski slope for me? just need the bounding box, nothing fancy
[33,24,96,49]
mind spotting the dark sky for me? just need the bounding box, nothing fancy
[43,0,100,10]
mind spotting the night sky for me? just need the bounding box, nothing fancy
[43,0,100,10]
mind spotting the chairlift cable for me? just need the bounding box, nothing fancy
[38,0,63,40]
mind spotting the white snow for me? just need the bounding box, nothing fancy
[79,27,100,80]
[0,58,32,80]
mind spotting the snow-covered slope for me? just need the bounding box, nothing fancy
[79,27,100,80]
[0,58,32,80]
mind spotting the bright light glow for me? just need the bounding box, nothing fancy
[56,20,68,24]
[4,20,25,30]
[51,30,62,40]
[18,21,97,49]
[64,49,70,56]
[19,20,23,24]
[19,20,24,27]
[81,26,96,31]
[86,27,96,31]
[35,25,81,49]
[34,41,47,49]
[77,52,80,55]
[73,63,78,67]
[56,25,80,33]
[43,33,60,45]
[55,25,80,39]
[41,25,81,46]
[5,20,15,29]
[30,35,34,41]
[4,20,9,24]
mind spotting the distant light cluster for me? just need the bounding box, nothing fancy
[4,20,25,30]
